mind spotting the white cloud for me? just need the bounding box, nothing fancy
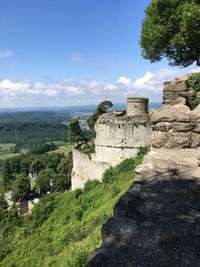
[0,49,14,58]
[116,76,131,86]
[135,69,176,90]
[0,68,179,107]
[104,83,118,91]
[64,86,84,95]
[0,79,30,91]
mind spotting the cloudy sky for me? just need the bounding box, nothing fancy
[0,0,199,108]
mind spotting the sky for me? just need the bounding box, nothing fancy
[0,0,199,108]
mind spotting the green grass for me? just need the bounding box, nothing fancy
[0,143,16,150]
[46,141,69,146]
[0,153,20,160]
[48,144,74,156]
[0,147,149,267]
[0,143,28,160]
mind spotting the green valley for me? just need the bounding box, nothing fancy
[0,147,148,267]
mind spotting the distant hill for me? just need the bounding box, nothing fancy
[0,102,161,115]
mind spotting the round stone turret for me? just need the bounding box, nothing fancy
[127,97,149,116]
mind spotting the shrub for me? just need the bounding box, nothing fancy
[80,142,95,155]
[31,195,55,228]
[102,166,117,183]
[70,249,89,267]
[187,73,200,109]
[84,180,100,192]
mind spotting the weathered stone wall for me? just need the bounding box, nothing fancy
[95,113,151,148]
[150,74,200,148]
[71,149,111,190]
[94,113,151,164]
[72,110,152,190]
[127,97,148,116]
[95,146,138,165]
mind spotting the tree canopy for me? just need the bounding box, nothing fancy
[36,168,54,194]
[87,101,113,135]
[140,0,200,67]
[67,118,84,143]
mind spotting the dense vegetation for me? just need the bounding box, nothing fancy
[140,0,200,67]
[0,146,149,267]
[187,72,200,109]
[67,118,85,143]
[0,144,73,196]
[0,123,67,147]
[87,101,113,137]
[0,111,71,147]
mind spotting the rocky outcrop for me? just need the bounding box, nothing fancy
[150,74,200,148]
[85,173,200,267]
[136,148,200,179]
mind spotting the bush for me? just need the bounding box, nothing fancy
[102,146,150,183]
[102,167,117,183]
[70,249,89,267]
[80,142,95,155]
[31,195,55,228]
[84,180,100,192]
[187,73,200,109]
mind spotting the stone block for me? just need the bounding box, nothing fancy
[151,132,168,148]
[193,123,200,133]
[151,122,171,132]
[191,132,200,148]
[166,132,192,148]
[171,122,194,132]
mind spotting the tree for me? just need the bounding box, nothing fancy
[0,194,7,222]
[67,118,84,143]
[12,174,30,201]
[36,168,55,194]
[2,161,14,189]
[87,101,113,136]
[53,174,71,192]
[54,152,73,191]
[29,159,42,176]
[140,0,200,67]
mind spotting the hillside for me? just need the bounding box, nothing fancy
[0,147,148,267]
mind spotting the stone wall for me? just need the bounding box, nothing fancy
[95,146,138,165]
[71,110,152,190]
[95,112,152,164]
[71,149,111,190]
[150,74,200,148]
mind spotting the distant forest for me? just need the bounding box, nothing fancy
[0,111,71,146]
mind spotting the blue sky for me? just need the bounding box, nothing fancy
[0,0,198,107]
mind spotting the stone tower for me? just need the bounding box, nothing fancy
[127,97,149,116]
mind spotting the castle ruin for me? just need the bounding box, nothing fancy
[71,97,152,190]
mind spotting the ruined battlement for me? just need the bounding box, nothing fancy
[127,97,148,116]
[71,97,151,190]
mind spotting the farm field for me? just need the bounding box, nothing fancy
[0,143,18,160]
[48,144,74,156]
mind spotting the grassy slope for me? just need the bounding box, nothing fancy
[48,144,74,157]
[0,149,147,267]
[0,153,21,160]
